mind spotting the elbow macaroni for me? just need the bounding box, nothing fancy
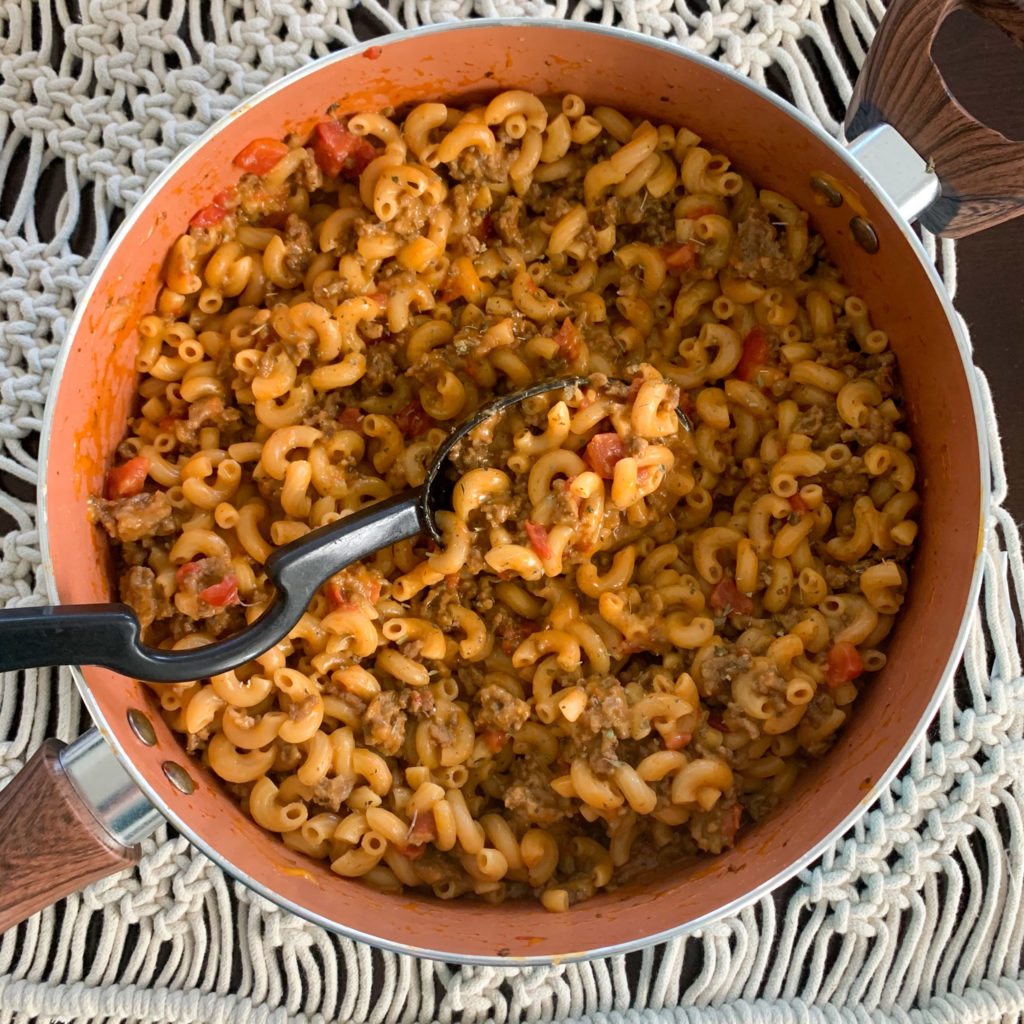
[93,89,918,912]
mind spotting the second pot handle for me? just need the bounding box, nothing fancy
[0,732,162,934]
[846,0,1024,238]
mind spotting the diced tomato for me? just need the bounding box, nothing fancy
[394,400,434,439]
[233,138,289,175]
[445,573,460,589]
[309,121,377,178]
[663,730,692,751]
[157,414,180,433]
[327,580,354,610]
[662,242,696,271]
[363,45,383,60]
[626,374,644,403]
[473,212,493,241]
[327,572,381,610]
[825,641,864,688]
[735,327,770,383]
[677,390,696,417]
[200,575,239,608]
[408,810,437,845]
[553,317,582,361]
[498,617,539,655]
[679,204,717,220]
[106,456,150,499]
[337,406,364,431]
[707,714,728,733]
[392,841,426,860]
[482,729,508,753]
[789,493,809,513]
[584,433,628,479]
[524,521,552,560]
[189,189,232,229]
[190,202,226,228]
[175,560,202,584]
[710,577,754,616]
[368,292,388,308]
[720,803,743,844]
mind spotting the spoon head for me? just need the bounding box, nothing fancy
[420,376,588,544]
[419,373,693,545]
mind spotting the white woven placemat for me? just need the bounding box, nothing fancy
[2,2,1023,1022]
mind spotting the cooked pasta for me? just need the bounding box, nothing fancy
[89,90,917,910]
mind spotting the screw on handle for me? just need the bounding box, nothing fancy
[0,739,141,934]
[0,489,424,682]
[846,0,1024,238]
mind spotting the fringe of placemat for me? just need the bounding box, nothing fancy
[1,2,1022,1022]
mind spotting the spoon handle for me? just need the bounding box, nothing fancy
[0,489,425,680]
[0,604,141,673]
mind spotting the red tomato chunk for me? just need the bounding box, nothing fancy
[553,317,582,360]
[710,577,754,616]
[310,121,377,179]
[337,406,364,431]
[482,729,508,753]
[680,204,717,220]
[825,641,864,687]
[233,138,289,175]
[662,242,696,271]
[106,456,150,499]
[663,730,692,751]
[189,189,233,229]
[735,327,769,383]
[524,521,552,560]
[394,400,433,439]
[200,576,240,608]
[584,433,627,478]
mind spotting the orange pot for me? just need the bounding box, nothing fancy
[3,2,1022,962]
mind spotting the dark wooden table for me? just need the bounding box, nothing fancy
[933,11,1024,527]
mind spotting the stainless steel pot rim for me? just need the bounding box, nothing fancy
[37,18,991,965]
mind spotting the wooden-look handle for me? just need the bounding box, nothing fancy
[0,739,140,933]
[846,0,1024,237]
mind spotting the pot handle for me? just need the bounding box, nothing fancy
[0,732,161,933]
[846,0,1024,238]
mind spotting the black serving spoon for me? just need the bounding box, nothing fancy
[0,377,590,683]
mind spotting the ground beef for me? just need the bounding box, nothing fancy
[311,774,356,812]
[824,563,859,590]
[823,461,871,500]
[361,341,399,390]
[172,555,233,620]
[729,203,797,285]
[89,491,177,544]
[274,743,304,772]
[698,651,752,702]
[493,194,526,248]
[799,691,843,757]
[557,678,632,777]
[475,684,530,733]
[282,213,314,277]
[503,757,574,827]
[363,691,407,756]
[119,565,167,630]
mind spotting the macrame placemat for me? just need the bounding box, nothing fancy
[2,2,1022,1021]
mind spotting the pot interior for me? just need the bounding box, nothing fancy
[44,23,983,960]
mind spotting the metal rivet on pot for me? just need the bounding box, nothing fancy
[809,174,843,207]
[127,707,157,746]
[162,761,195,795]
[850,217,880,254]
